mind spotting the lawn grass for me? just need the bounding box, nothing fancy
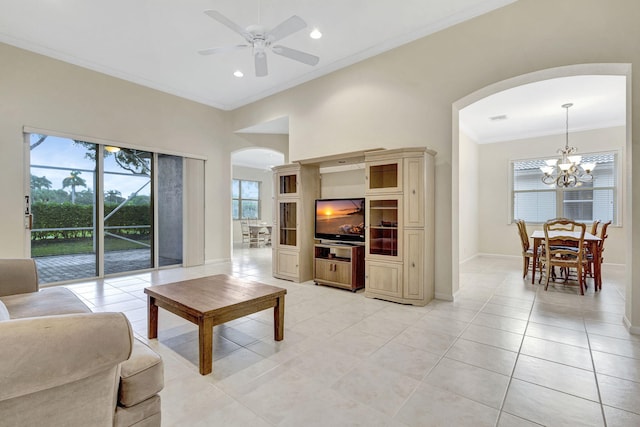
[31,237,150,257]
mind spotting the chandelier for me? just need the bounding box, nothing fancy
[540,103,596,188]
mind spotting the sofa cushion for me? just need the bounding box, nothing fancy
[0,287,90,319]
[0,300,9,321]
[115,395,161,427]
[118,339,164,408]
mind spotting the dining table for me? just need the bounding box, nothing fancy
[530,230,602,290]
[248,224,272,245]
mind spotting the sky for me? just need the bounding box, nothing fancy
[29,134,151,199]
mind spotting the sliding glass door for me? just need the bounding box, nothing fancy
[29,135,98,283]
[28,133,183,283]
[103,146,153,275]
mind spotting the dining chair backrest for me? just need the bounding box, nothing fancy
[543,218,586,261]
[546,217,575,231]
[600,220,612,240]
[515,219,530,252]
[590,219,601,236]
[599,220,612,258]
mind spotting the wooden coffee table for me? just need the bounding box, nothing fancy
[144,274,286,375]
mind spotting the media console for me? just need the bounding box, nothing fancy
[313,243,365,292]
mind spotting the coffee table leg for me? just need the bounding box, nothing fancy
[198,317,214,375]
[148,296,158,339]
[274,295,285,341]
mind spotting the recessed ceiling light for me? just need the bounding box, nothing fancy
[310,28,322,39]
[233,70,244,78]
[489,114,508,121]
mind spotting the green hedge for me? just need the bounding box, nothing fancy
[32,203,150,240]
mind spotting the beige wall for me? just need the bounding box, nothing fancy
[478,127,626,264]
[459,130,480,263]
[229,0,640,326]
[319,168,366,199]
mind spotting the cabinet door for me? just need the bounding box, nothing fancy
[365,159,402,194]
[365,261,402,298]
[403,229,425,301]
[366,195,402,261]
[404,156,425,228]
[277,200,298,248]
[315,259,352,285]
[276,170,299,197]
[276,250,299,278]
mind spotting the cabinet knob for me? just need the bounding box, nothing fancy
[412,262,415,267]
[412,189,416,194]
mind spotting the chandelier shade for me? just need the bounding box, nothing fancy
[540,103,596,188]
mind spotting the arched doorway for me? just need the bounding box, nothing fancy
[231,148,285,247]
[452,63,633,325]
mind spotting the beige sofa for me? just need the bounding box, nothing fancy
[0,259,164,427]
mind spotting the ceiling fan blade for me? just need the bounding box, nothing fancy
[198,45,248,55]
[203,10,253,42]
[271,45,319,66]
[255,51,268,77]
[267,15,307,42]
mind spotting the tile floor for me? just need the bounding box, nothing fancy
[59,246,640,426]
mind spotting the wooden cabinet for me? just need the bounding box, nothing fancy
[365,260,402,298]
[364,148,435,306]
[272,163,319,282]
[366,195,402,261]
[314,244,364,292]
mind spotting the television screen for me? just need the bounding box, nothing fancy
[315,198,365,242]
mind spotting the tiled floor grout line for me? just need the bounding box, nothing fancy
[584,315,608,426]
[495,278,539,427]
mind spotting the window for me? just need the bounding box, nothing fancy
[512,152,617,224]
[232,179,261,220]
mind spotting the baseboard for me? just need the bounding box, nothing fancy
[623,315,640,336]
[204,257,231,265]
[435,292,454,301]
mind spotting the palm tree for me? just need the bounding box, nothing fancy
[62,170,87,204]
[105,189,122,203]
[30,174,52,190]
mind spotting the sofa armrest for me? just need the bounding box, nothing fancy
[0,259,39,297]
[118,339,164,408]
[0,312,133,401]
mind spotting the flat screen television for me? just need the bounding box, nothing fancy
[315,198,365,243]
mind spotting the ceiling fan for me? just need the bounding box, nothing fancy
[198,10,320,77]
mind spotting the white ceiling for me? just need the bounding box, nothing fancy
[232,148,284,170]
[0,0,517,110]
[0,1,626,169]
[460,75,627,144]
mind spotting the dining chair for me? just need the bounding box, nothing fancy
[240,221,250,243]
[585,220,611,288]
[590,219,601,236]
[541,218,588,295]
[515,219,537,279]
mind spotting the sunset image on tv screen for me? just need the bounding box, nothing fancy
[315,199,364,236]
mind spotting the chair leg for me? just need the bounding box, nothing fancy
[523,257,529,278]
[578,265,584,295]
[544,262,551,290]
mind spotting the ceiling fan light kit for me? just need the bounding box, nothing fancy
[199,10,320,77]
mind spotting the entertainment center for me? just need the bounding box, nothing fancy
[272,147,436,306]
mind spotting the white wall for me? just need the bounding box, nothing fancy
[459,130,480,263]
[478,126,626,264]
[231,164,275,243]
